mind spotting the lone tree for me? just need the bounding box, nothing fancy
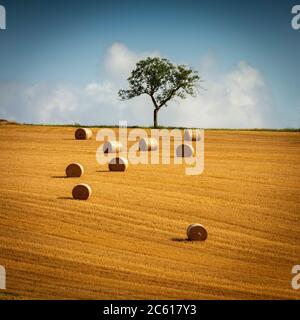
[118,57,201,128]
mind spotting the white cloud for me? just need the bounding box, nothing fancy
[160,59,278,128]
[0,42,280,128]
[104,42,160,81]
[199,52,218,79]
[25,84,78,123]
[85,81,118,106]
[0,82,79,124]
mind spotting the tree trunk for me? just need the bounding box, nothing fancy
[154,108,158,128]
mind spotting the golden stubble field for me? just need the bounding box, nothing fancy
[0,124,299,299]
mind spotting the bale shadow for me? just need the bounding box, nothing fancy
[57,196,74,200]
[171,237,190,243]
[52,175,67,179]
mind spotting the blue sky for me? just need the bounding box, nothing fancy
[0,0,299,128]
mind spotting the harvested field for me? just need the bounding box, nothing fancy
[0,125,299,299]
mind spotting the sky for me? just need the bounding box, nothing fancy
[0,0,299,128]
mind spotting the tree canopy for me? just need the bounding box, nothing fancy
[118,57,201,127]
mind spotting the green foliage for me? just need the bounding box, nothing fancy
[118,57,201,110]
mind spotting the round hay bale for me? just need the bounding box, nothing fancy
[72,183,91,200]
[187,224,207,241]
[108,157,128,172]
[103,141,123,153]
[184,129,201,141]
[75,128,92,140]
[66,163,84,177]
[176,144,194,157]
[139,137,158,151]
